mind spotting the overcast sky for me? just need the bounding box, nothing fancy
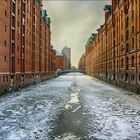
[43,0,111,67]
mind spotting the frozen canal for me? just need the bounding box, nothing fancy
[0,73,140,139]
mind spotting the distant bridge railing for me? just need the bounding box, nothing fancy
[55,69,85,76]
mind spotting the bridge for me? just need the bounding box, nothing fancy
[55,69,85,76]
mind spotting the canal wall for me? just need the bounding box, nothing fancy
[0,73,56,96]
[89,73,140,95]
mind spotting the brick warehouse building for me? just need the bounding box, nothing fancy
[79,0,140,93]
[55,51,65,70]
[0,0,54,93]
[0,1,10,90]
[62,47,71,70]
[51,47,56,73]
[78,54,86,71]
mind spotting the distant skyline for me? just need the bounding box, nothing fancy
[43,0,111,67]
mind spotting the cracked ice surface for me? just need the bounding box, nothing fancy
[77,74,140,140]
[1,73,140,140]
[0,75,73,140]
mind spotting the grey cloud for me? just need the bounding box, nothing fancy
[43,0,111,67]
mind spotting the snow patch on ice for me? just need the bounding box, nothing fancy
[55,133,81,140]
[65,82,80,110]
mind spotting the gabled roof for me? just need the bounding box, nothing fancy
[104,5,112,14]
[85,32,98,47]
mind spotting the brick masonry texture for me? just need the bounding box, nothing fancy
[79,0,140,93]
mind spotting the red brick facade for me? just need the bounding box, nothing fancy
[79,0,140,93]
[0,0,54,93]
[0,1,10,90]
[78,54,85,71]
[55,55,65,70]
[51,48,56,73]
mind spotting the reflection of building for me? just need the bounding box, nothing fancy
[55,51,65,70]
[62,47,71,70]
[79,0,140,94]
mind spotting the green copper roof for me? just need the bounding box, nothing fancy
[91,33,98,39]
[104,5,112,14]
[85,33,98,47]
[86,37,92,47]
[37,0,41,4]
[41,10,46,18]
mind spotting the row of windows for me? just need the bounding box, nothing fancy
[0,75,8,83]
[121,73,140,82]
[121,55,135,69]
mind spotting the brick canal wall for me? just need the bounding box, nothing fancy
[89,73,140,94]
[0,73,56,96]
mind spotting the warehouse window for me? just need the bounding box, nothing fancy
[126,57,129,70]
[3,76,5,83]
[132,8,134,20]
[5,10,7,17]
[17,46,19,52]
[17,58,19,64]
[126,17,129,28]
[18,9,20,15]
[121,58,123,68]
[4,56,7,62]
[18,21,20,27]
[132,37,134,50]
[125,73,128,81]
[126,43,129,53]
[131,74,134,81]
[132,56,134,67]
[6,75,8,82]
[117,60,119,70]
[126,30,129,41]
[132,0,134,20]
[132,26,134,33]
